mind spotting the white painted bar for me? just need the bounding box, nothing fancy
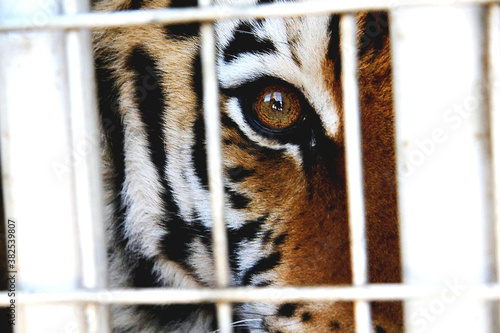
[0,0,499,32]
[199,0,232,332]
[1,284,500,305]
[0,0,86,332]
[341,14,371,333]
[486,3,500,325]
[391,6,495,333]
[63,0,111,331]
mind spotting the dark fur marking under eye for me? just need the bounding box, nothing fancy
[262,230,272,243]
[193,51,203,100]
[113,328,130,333]
[221,115,280,158]
[95,56,128,250]
[230,215,268,243]
[160,215,212,271]
[223,22,277,62]
[227,166,255,182]
[277,303,298,317]
[127,48,205,273]
[164,0,200,38]
[129,0,143,10]
[301,312,312,322]
[192,53,209,189]
[254,280,272,287]
[327,15,341,81]
[242,251,281,285]
[193,114,209,189]
[127,47,167,184]
[164,24,200,39]
[330,321,341,330]
[132,257,162,288]
[359,12,389,56]
[273,234,287,246]
[136,304,215,331]
[132,255,212,327]
[128,46,194,254]
[376,326,387,333]
[99,46,208,332]
[228,215,268,271]
[227,189,252,209]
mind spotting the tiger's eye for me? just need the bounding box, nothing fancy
[253,85,302,130]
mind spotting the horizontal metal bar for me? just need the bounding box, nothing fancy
[0,0,499,32]
[1,284,500,306]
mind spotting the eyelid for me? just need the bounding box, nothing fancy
[220,76,302,100]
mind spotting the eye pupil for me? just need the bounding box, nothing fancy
[265,92,284,112]
[253,85,302,131]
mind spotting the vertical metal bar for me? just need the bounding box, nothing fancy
[391,6,493,333]
[199,0,232,332]
[63,0,111,331]
[340,14,372,333]
[0,0,85,332]
[486,2,500,325]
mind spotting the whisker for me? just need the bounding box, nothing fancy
[232,319,263,325]
[278,319,303,329]
[211,318,263,333]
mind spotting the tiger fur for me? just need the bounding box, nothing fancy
[93,0,402,332]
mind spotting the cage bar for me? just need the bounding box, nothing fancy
[391,5,496,332]
[340,14,372,333]
[63,0,111,331]
[486,0,500,309]
[1,0,499,32]
[2,283,500,306]
[199,0,233,332]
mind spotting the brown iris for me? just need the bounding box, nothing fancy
[253,85,302,131]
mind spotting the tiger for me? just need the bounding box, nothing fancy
[92,0,402,332]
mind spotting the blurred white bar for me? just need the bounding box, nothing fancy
[391,6,495,333]
[1,284,500,305]
[199,0,232,332]
[0,0,86,332]
[0,0,499,31]
[486,3,500,325]
[487,0,500,293]
[63,0,111,331]
[341,14,371,333]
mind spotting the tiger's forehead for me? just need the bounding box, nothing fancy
[214,10,341,138]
